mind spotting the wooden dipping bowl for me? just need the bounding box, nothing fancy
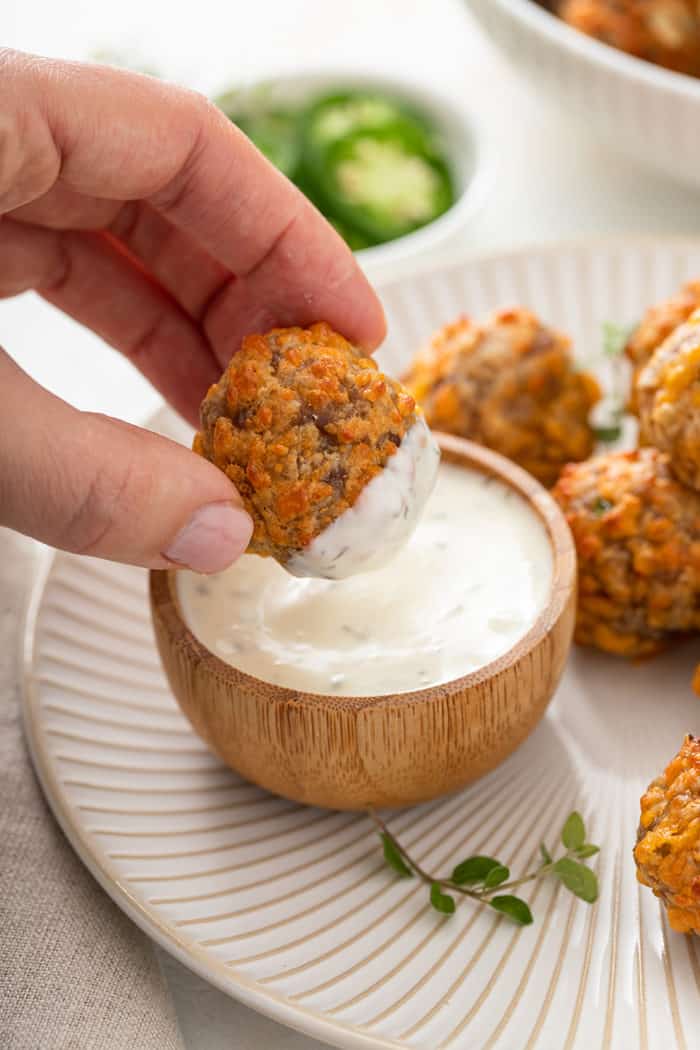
[150,434,576,811]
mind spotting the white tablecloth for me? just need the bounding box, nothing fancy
[4,0,700,1045]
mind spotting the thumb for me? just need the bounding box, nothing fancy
[0,351,253,571]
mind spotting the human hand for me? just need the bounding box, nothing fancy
[0,49,385,572]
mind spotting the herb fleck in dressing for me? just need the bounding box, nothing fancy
[178,464,553,697]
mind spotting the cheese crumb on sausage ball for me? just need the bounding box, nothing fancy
[626,280,700,411]
[552,448,700,656]
[403,308,600,487]
[637,308,700,490]
[194,323,441,579]
[635,735,700,934]
[559,0,700,77]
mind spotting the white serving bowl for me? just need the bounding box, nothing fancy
[215,70,493,275]
[467,0,700,189]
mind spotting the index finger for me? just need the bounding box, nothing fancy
[0,49,386,350]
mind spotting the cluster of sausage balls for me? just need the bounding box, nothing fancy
[551,281,700,661]
[401,287,700,665]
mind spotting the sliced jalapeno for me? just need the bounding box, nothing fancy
[302,91,409,154]
[213,86,457,248]
[305,123,454,243]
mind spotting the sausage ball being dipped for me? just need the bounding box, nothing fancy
[403,308,600,487]
[635,734,700,935]
[194,322,441,579]
[626,279,700,410]
[558,0,700,77]
[552,447,700,656]
[637,307,700,490]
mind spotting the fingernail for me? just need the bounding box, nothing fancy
[164,501,253,573]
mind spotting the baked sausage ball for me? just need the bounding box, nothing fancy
[637,308,700,490]
[552,447,700,656]
[558,0,700,77]
[635,734,700,934]
[626,280,700,410]
[403,308,600,487]
[194,322,440,579]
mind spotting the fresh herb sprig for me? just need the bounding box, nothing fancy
[601,321,633,359]
[370,809,599,925]
[592,321,635,444]
[593,417,624,444]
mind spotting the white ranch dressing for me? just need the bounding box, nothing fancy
[286,417,441,579]
[178,464,553,697]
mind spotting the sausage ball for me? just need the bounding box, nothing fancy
[558,1,700,76]
[637,308,700,490]
[403,308,600,487]
[635,734,700,934]
[194,322,440,579]
[552,447,700,656]
[626,280,700,410]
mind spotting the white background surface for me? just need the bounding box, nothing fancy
[4,0,700,1046]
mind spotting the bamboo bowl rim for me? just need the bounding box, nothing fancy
[150,433,576,711]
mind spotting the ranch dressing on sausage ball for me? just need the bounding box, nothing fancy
[286,415,440,578]
[178,463,553,697]
[194,323,440,579]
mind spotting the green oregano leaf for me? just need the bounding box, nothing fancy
[575,844,600,859]
[594,423,623,444]
[489,895,534,925]
[561,812,586,851]
[452,856,502,885]
[483,864,510,889]
[602,321,632,358]
[540,843,553,865]
[552,858,598,903]
[430,882,456,915]
[381,833,413,878]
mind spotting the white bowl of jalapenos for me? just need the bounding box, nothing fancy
[213,72,490,270]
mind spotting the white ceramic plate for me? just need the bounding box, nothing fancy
[23,238,700,1050]
[466,0,700,190]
